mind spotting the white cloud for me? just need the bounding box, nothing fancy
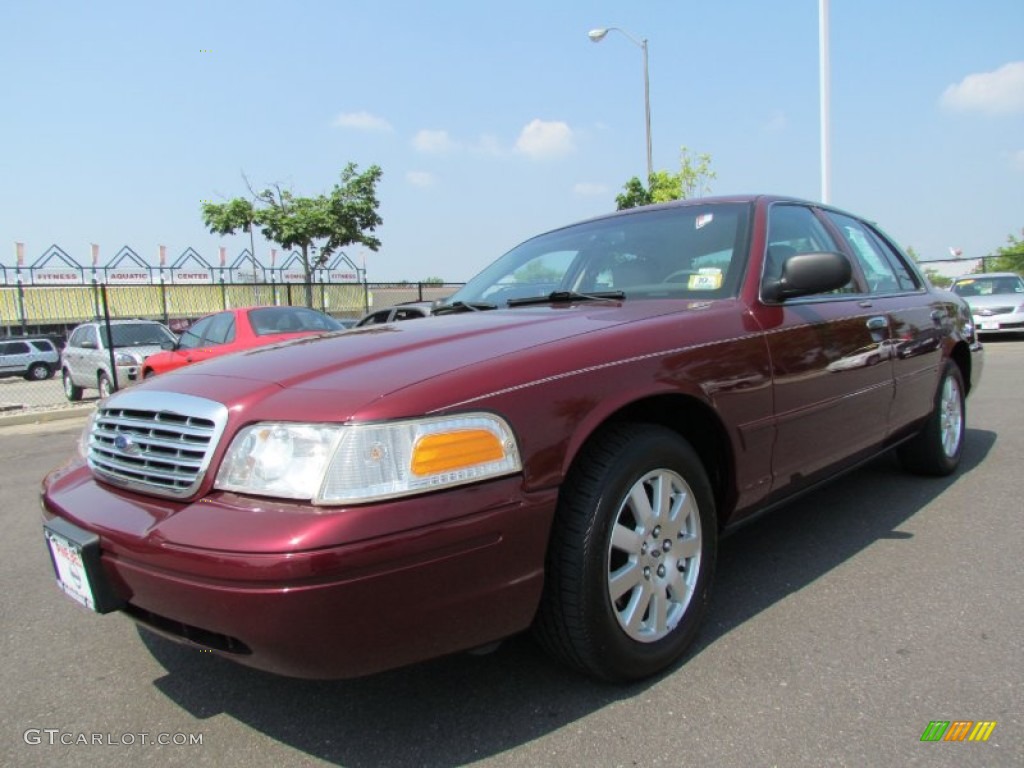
[406,171,436,187]
[413,129,457,154]
[940,61,1024,115]
[573,182,609,197]
[332,111,393,132]
[515,119,575,159]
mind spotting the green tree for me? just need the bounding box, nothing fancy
[984,229,1024,274]
[922,267,952,289]
[615,146,716,210]
[202,164,383,306]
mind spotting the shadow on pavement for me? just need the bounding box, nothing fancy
[141,428,996,768]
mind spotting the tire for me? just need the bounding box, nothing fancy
[98,372,114,399]
[898,362,966,476]
[25,362,52,381]
[534,423,717,682]
[63,369,83,402]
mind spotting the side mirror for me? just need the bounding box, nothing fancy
[79,340,97,349]
[160,339,177,351]
[762,251,852,302]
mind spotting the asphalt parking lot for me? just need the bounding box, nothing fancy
[1,340,1021,768]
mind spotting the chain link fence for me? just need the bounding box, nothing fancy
[1,280,461,414]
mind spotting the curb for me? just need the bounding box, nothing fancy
[0,405,95,429]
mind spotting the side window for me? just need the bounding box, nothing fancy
[0,343,12,355]
[81,326,98,348]
[866,230,920,291]
[30,340,54,352]
[204,313,235,345]
[765,205,853,293]
[824,212,902,294]
[5,341,30,355]
[178,316,213,350]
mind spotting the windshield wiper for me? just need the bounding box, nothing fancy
[506,290,625,308]
[432,300,498,315]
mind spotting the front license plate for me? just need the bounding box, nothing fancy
[43,519,121,613]
[979,321,999,330]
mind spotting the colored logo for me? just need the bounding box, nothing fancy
[920,721,996,742]
[114,435,139,455]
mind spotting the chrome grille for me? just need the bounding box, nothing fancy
[88,391,229,499]
[977,306,1014,316]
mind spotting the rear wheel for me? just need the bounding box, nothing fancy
[26,362,52,381]
[898,362,965,476]
[63,370,83,401]
[534,424,717,682]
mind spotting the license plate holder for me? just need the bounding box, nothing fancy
[43,518,122,614]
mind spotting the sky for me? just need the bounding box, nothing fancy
[1,0,1022,282]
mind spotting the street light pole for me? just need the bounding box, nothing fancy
[819,0,831,204]
[588,27,653,183]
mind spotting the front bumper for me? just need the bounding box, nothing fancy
[972,311,1024,334]
[41,465,556,679]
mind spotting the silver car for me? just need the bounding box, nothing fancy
[0,337,60,380]
[62,320,176,400]
[950,272,1024,337]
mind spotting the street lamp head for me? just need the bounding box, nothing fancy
[588,28,609,42]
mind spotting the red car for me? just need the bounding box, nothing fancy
[142,306,345,376]
[41,195,983,682]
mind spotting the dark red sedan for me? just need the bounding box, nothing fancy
[41,195,983,682]
[142,305,345,377]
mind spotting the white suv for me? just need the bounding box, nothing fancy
[0,337,60,380]
[62,320,175,400]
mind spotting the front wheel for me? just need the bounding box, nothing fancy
[534,424,717,682]
[898,362,966,476]
[98,372,114,399]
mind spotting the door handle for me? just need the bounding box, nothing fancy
[866,316,889,331]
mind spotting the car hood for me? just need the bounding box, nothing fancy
[960,294,1022,310]
[140,301,720,421]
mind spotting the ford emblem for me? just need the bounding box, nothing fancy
[114,435,139,454]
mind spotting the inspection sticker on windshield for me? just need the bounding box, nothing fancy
[695,213,714,230]
[688,269,722,291]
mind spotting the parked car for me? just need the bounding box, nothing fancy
[0,336,59,380]
[355,301,435,326]
[950,272,1024,336]
[143,306,346,377]
[61,319,176,400]
[41,195,983,683]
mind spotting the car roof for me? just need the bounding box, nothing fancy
[953,272,1020,280]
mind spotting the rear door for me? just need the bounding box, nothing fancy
[753,203,895,495]
[820,211,946,434]
[64,326,99,386]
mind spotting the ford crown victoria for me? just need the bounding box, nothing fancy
[41,195,983,682]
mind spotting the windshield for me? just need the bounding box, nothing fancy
[445,202,752,307]
[952,276,1024,297]
[102,323,175,348]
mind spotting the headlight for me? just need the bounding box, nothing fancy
[115,352,139,365]
[214,413,521,505]
[78,410,97,459]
